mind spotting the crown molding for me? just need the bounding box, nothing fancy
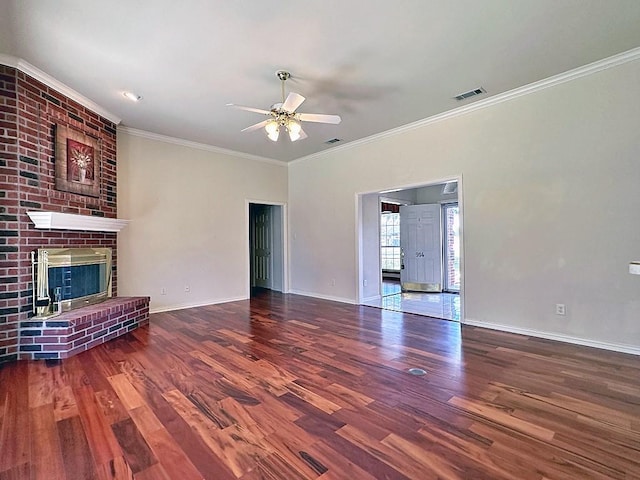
[291,46,640,166]
[0,54,121,124]
[5,44,638,167]
[118,126,287,167]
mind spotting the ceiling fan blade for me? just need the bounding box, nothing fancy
[281,92,305,113]
[241,120,269,132]
[226,103,271,115]
[298,128,308,140]
[297,113,342,124]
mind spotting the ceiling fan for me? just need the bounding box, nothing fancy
[227,70,341,142]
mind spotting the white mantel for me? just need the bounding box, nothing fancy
[27,211,129,232]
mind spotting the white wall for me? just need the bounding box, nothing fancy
[117,132,288,312]
[361,193,381,300]
[289,59,640,350]
[0,4,14,53]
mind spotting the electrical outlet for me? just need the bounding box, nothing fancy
[555,304,566,316]
[363,279,368,287]
[160,287,166,295]
[330,279,336,286]
[184,285,190,293]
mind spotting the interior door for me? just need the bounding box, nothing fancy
[400,204,442,292]
[252,205,272,288]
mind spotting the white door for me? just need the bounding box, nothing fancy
[252,205,272,288]
[400,204,442,292]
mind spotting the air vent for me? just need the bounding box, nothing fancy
[325,138,341,144]
[454,87,486,101]
[443,182,457,194]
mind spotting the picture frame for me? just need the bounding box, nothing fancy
[55,124,100,197]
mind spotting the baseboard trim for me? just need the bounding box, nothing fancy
[361,295,382,303]
[463,319,640,356]
[150,296,247,314]
[288,289,356,305]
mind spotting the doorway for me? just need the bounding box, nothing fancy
[249,203,285,295]
[357,178,463,321]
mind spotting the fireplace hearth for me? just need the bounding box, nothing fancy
[24,246,150,361]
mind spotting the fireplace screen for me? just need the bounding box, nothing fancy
[32,247,112,318]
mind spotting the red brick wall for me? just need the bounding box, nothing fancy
[0,65,20,364]
[0,65,119,364]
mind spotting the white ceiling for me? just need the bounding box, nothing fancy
[2,1,640,163]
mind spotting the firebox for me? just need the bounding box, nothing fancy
[31,247,112,318]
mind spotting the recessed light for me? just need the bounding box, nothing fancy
[123,92,142,102]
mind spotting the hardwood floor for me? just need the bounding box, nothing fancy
[1,291,639,479]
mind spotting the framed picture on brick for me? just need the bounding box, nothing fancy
[55,124,100,197]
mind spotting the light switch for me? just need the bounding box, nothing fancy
[630,262,640,275]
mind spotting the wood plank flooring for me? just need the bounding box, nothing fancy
[1,290,639,479]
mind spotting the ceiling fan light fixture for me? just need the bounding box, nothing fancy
[265,119,280,141]
[287,119,301,134]
[229,69,341,144]
[288,130,300,142]
[267,129,280,142]
[287,119,302,141]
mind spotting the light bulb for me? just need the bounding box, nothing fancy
[265,120,279,141]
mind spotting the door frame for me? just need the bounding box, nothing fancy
[245,199,289,297]
[355,175,465,321]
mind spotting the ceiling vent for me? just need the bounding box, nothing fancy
[454,87,485,101]
[325,138,341,144]
[442,181,458,194]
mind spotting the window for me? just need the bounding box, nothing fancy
[443,203,460,291]
[381,212,400,270]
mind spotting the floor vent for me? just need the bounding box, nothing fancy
[454,87,485,101]
[325,138,341,144]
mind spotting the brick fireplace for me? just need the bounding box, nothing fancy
[0,63,147,363]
